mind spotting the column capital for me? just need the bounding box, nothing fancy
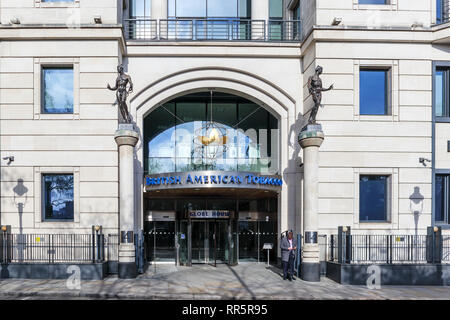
[114,124,139,147]
[298,124,324,149]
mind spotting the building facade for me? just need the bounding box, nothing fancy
[0,0,449,280]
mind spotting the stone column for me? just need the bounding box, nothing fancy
[298,124,324,282]
[115,124,139,279]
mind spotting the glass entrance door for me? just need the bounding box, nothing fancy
[144,221,176,263]
[190,219,230,265]
[191,221,208,263]
[208,220,229,266]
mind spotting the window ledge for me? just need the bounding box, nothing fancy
[355,222,396,230]
[35,113,79,120]
[435,117,450,123]
[435,224,450,230]
[355,4,396,11]
[358,115,394,121]
[35,0,80,8]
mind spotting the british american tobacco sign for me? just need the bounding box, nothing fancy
[144,171,282,192]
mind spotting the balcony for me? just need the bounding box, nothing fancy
[123,18,302,42]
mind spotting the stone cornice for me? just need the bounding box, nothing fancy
[301,24,450,54]
[0,25,127,55]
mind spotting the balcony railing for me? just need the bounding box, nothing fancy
[124,18,302,42]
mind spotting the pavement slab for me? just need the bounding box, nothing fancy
[0,263,449,300]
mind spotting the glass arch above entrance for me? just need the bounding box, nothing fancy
[143,92,279,175]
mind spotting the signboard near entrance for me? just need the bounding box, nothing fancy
[189,210,232,219]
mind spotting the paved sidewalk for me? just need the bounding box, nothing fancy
[0,263,449,300]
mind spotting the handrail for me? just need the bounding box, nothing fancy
[123,18,302,42]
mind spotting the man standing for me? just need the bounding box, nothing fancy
[281,231,297,281]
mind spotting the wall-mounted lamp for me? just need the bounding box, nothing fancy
[93,16,102,24]
[332,17,342,26]
[419,157,431,166]
[3,156,14,165]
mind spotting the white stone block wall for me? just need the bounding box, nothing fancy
[0,36,121,235]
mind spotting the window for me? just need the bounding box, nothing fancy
[435,175,450,224]
[293,2,300,21]
[359,175,390,222]
[435,67,449,118]
[144,92,278,175]
[42,67,74,114]
[130,0,151,18]
[436,0,448,24]
[42,174,74,221]
[269,0,284,40]
[169,0,250,18]
[360,68,390,115]
[358,0,388,4]
[269,0,283,19]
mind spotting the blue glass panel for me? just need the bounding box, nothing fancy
[358,0,387,4]
[435,69,446,117]
[435,175,446,222]
[43,68,73,114]
[437,0,443,23]
[168,0,176,17]
[130,0,151,18]
[359,175,388,221]
[43,174,74,220]
[208,0,237,17]
[360,69,387,115]
[238,0,250,18]
[176,0,206,17]
[269,0,283,19]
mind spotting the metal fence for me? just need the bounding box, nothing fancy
[351,235,428,264]
[123,19,301,42]
[106,234,119,262]
[0,233,119,264]
[327,233,450,264]
[443,234,450,262]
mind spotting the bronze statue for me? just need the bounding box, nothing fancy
[107,64,133,123]
[307,65,333,124]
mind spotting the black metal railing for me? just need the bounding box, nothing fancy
[328,233,450,264]
[268,20,301,41]
[437,0,450,24]
[0,233,119,264]
[443,234,450,262]
[106,234,119,262]
[123,18,301,42]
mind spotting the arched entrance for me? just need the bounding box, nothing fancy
[142,91,282,266]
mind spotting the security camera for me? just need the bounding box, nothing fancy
[3,156,14,165]
[419,157,431,166]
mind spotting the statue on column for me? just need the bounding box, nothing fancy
[307,65,333,125]
[107,64,134,123]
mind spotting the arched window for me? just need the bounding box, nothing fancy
[144,92,279,174]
